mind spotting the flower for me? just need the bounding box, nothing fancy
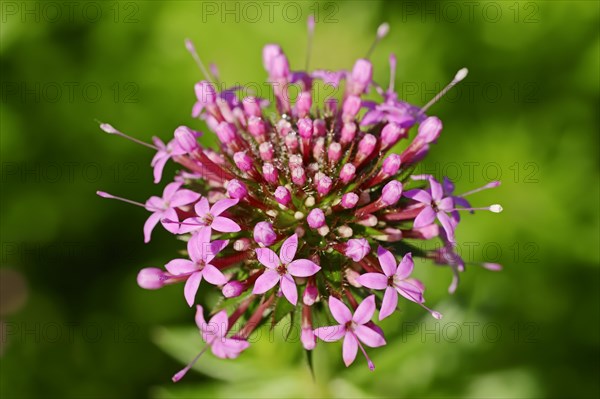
[178,197,241,235]
[144,182,200,243]
[253,234,321,305]
[98,18,503,378]
[165,228,229,306]
[314,295,386,370]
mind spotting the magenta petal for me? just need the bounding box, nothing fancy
[342,333,358,367]
[184,271,203,307]
[252,270,279,294]
[194,305,206,330]
[354,325,386,347]
[429,178,443,201]
[287,259,321,277]
[195,197,210,216]
[280,274,298,305]
[187,227,212,262]
[413,206,436,228]
[170,189,201,207]
[218,338,250,359]
[395,253,414,280]
[279,234,298,264]
[379,287,398,320]
[211,216,241,233]
[207,310,229,337]
[438,197,454,212]
[161,208,179,234]
[437,211,456,243]
[205,239,229,263]
[328,296,352,324]
[396,280,424,303]
[202,264,228,286]
[314,326,346,342]
[163,182,183,201]
[165,258,196,275]
[255,248,280,269]
[210,198,239,216]
[403,189,432,204]
[143,212,162,243]
[353,295,376,324]
[376,246,397,276]
[357,273,388,290]
[152,155,168,184]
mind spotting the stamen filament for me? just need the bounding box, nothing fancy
[98,122,158,150]
[96,191,146,208]
[419,68,468,114]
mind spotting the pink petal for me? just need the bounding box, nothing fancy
[152,155,168,184]
[352,295,376,324]
[413,206,436,228]
[145,196,165,212]
[194,305,207,330]
[165,258,196,275]
[437,211,456,243]
[207,310,229,337]
[143,212,162,243]
[252,270,279,294]
[357,273,388,290]
[211,216,241,233]
[354,325,386,347]
[377,246,397,276]
[379,286,398,320]
[177,217,202,234]
[202,264,228,286]
[287,259,321,277]
[396,280,424,304]
[429,178,443,201]
[206,239,229,263]
[403,189,431,204]
[438,197,454,212]
[161,208,180,234]
[194,197,210,216]
[163,182,183,201]
[255,248,280,269]
[280,274,298,305]
[218,338,250,359]
[170,189,201,207]
[210,198,239,216]
[184,271,203,307]
[395,253,414,280]
[187,227,212,262]
[342,333,358,367]
[328,296,352,324]
[279,234,298,264]
[314,326,345,342]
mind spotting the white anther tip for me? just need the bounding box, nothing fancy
[454,67,468,82]
[377,23,390,38]
[489,204,503,213]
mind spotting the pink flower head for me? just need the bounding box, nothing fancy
[358,246,441,320]
[179,198,241,235]
[253,234,321,305]
[144,182,200,243]
[314,295,385,370]
[165,228,229,306]
[404,177,456,243]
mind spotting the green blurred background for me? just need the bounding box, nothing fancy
[1,0,598,397]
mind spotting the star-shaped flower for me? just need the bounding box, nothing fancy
[179,197,241,235]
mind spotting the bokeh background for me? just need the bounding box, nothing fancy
[1,0,599,398]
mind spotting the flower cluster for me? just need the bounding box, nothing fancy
[98,19,502,379]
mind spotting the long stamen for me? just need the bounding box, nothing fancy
[394,282,443,319]
[96,191,146,208]
[365,22,390,59]
[352,331,375,371]
[98,122,158,150]
[450,204,503,213]
[459,181,501,197]
[388,53,397,93]
[185,39,215,83]
[305,15,315,70]
[172,344,210,382]
[419,68,468,114]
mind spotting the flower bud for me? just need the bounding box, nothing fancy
[259,142,274,161]
[307,208,326,229]
[242,96,262,117]
[380,122,406,149]
[316,174,332,196]
[271,54,290,79]
[349,58,372,95]
[222,281,245,298]
[285,133,299,153]
[274,186,292,206]
[342,95,362,122]
[262,44,282,71]
[382,154,401,175]
[301,327,316,350]
[194,81,217,104]
[296,91,312,117]
[233,151,253,172]
[341,192,359,209]
[303,282,318,306]
[262,163,279,184]
[339,163,356,184]
[380,180,403,206]
[313,119,326,137]
[340,122,357,145]
[254,221,277,246]
[297,117,313,139]
[234,238,252,251]
[312,137,325,161]
[137,268,167,290]
[216,122,237,144]
[226,179,248,199]
[291,166,306,186]
[247,116,266,138]
[174,126,199,153]
[328,142,342,164]
[345,238,371,262]
[417,116,442,144]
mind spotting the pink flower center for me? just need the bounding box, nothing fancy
[276,263,287,275]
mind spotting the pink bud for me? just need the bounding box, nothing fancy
[216,122,237,144]
[381,122,406,149]
[271,54,290,79]
[307,208,326,229]
[254,221,277,246]
[288,154,303,168]
[291,166,307,186]
[340,122,357,145]
[345,238,371,262]
[226,179,248,199]
[285,133,299,153]
[259,142,274,161]
[262,44,282,71]
[242,96,262,117]
[247,116,266,138]
[342,95,362,122]
[316,174,332,196]
[341,192,359,209]
[328,142,342,164]
[137,268,167,290]
[233,151,253,172]
[339,163,356,184]
[233,238,252,251]
[301,327,316,350]
[222,281,245,298]
[274,186,291,206]
[313,119,326,137]
[382,154,402,175]
[174,126,199,152]
[194,81,217,104]
[349,59,373,95]
[262,163,279,184]
[303,283,318,306]
[276,119,292,136]
[297,117,313,139]
[312,137,325,161]
[417,116,442,144]
[380,180,403,206]
[325,98,338,114]
[357,134,377,159]
[296,91,312,117]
